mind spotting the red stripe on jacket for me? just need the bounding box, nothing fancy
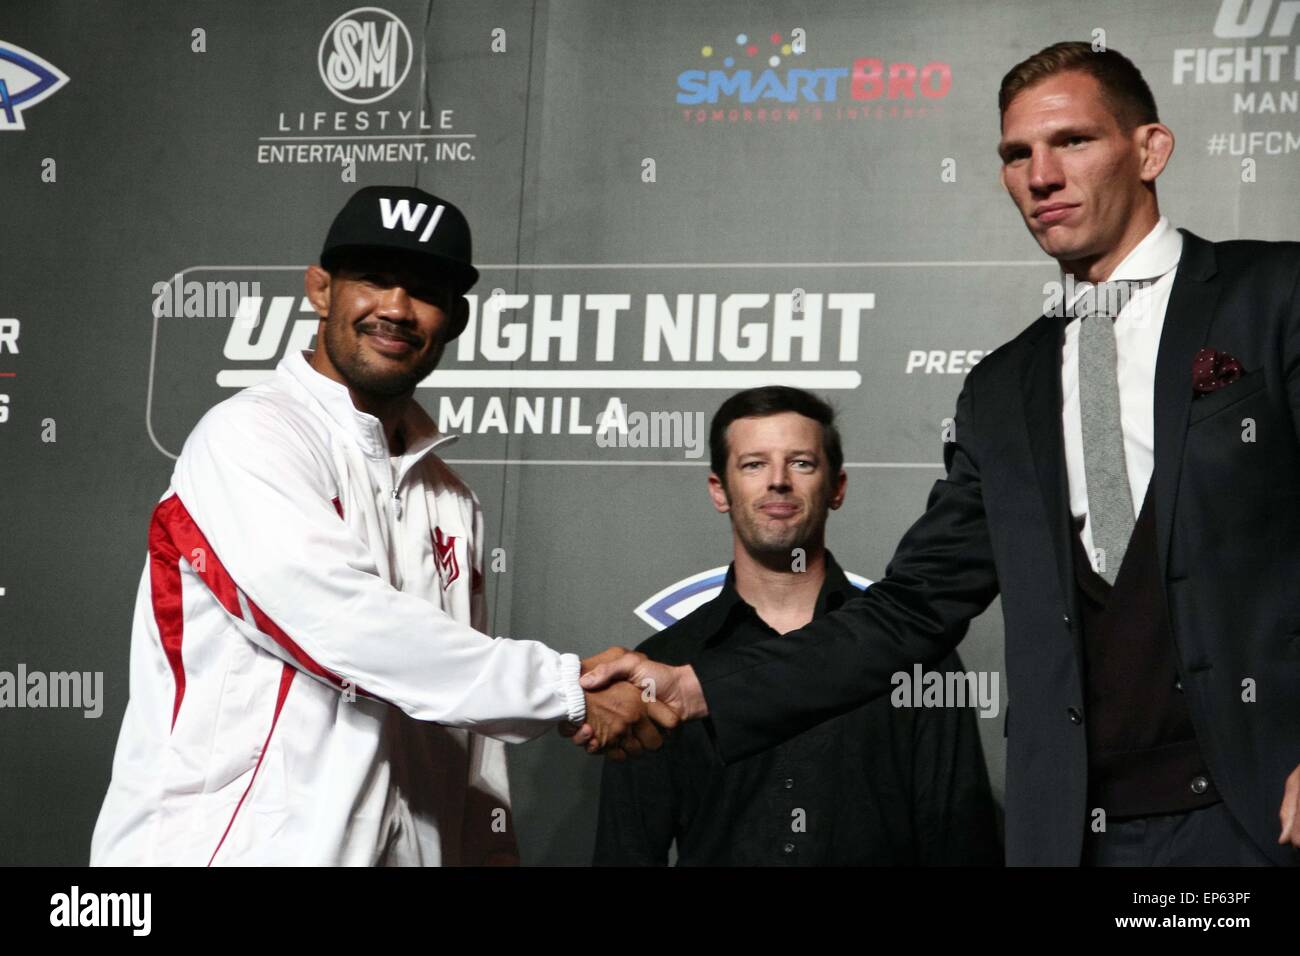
[207,663,296,866]
[147,493,371,728]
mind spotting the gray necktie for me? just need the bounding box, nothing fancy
[1077,282,1135,584]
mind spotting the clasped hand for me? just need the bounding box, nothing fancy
[558,647,690,760]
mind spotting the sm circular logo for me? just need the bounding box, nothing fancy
[318,6,413,104]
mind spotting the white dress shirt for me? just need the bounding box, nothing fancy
[1060,216,1184,565]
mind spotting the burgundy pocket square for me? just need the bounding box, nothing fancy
[1192,347,1243,396]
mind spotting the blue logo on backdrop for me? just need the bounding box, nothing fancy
[0,42,69,131]
[635,567,871,631]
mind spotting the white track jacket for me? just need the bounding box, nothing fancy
[91,350,585,866]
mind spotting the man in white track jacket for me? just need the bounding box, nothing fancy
[91,186,676,866]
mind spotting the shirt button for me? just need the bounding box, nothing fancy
[1190,776,1209,795]
[784,778,794,790]
[783,843,795,854]
[1067,707,1083,724]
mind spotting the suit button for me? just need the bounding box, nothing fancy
[1190,776,1209,795]
[1063,613,1071,627]
[784,778,794,790]
[783,843,795,854]
[1067,707,1083,724]
[1174,676,1184,692]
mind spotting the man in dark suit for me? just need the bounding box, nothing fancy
[592,387,1000,866]
[576,42,1300,866]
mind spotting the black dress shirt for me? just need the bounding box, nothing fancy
[593,552,1002,866]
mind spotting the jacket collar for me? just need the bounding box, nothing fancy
[1021,227,1220,614]
[1151,229,1219,584]
[1059,215,1183,311]
[279,349,458,468]
[1021,309,1073,620]
[1023,218,1182,611]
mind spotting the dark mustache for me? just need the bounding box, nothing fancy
[359,320,419,345]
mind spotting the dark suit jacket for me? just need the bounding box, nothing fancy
[693,230,1300,865]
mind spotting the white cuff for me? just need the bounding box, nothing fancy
[558,653,585,723]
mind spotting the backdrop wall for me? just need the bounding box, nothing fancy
[2,0,1296,865]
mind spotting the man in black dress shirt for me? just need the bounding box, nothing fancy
[593,387,1001,865]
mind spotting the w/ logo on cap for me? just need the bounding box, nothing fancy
[378,197,445,243]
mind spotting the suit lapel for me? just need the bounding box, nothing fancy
[1152,230,1220,582]
[1021,314,1075,612]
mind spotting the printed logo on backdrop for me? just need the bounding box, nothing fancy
[0,41,69,131]
[634,567,871,630]
[143,266,894,460]
[1176,0,1300,161]
[145,264,990,460]
[318,6,412,104]
[255,6,475,167]
[677,29,952,125]
[635,571,1001,719]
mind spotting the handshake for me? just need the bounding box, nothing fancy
[559,647,708,759]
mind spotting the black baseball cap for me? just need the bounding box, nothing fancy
[320,185,479,294]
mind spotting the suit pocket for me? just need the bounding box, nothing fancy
[1187,368,1266,424]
